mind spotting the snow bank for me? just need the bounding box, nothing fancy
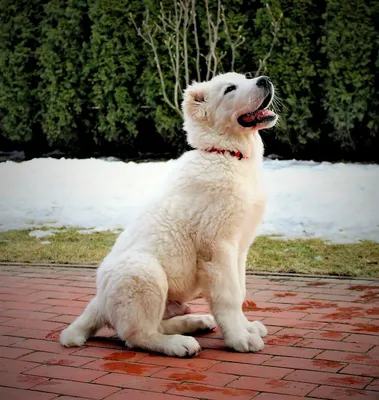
[262,159,379,242]
[1,157,378,243]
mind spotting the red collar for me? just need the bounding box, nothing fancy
[204,147,247,160]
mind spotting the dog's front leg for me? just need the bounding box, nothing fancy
[238,248,248,301]
[200,241,265,353]
[238,246,268,338]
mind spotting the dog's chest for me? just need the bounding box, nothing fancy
[240,195,266,238]
[239,182,265,216]
[201,171,265,239]
[230,172,266,242]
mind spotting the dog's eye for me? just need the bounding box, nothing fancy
[224,85,236,95]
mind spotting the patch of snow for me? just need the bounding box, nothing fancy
[29,230,56,239]
[77,227,112,234]
[0,157,378,243]
[99,156,122,162]
[40,240,51,245]
[283,247,297,253]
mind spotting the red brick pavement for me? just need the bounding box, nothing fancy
[0,264,378,399]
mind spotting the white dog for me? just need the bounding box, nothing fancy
[60,72,278,357]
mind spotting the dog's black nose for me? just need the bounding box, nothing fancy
[256,76,271,89]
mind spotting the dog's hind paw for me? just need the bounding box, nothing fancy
[60,327,86,347]
[193,315,217,331]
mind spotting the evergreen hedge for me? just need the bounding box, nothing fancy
[0,0,44,144]
[0,0,378,162]
[38,0,92,149]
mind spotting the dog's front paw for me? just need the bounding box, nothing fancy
[245,320,268,337]
[225,330,264,353]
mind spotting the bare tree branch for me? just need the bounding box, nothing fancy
[204,0,213,80]
[130,11,181,116]
[130,1,280,119]
[173,1,182,110]
[191,0,201,82]
[181,0,190,87]
[221,6,245,72]
[211,0,222,78]
[255,3,282,77]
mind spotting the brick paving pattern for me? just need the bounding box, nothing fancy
[0,264,378,399]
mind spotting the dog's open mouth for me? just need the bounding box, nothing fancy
[237,93,276,128]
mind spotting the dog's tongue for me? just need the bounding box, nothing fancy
[241,109,272,123]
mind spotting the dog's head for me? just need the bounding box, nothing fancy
[182,72,278,151]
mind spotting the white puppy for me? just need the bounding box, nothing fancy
[60,72,278,357]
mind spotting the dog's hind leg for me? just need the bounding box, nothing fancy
[160,314,216,335]
[114,258,201,357]
[60,296,103,347]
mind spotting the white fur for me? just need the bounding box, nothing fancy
[60,72,277,357]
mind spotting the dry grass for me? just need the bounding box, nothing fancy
[0,228,378,277]
[0,228,117,265]
[248,236,379,278]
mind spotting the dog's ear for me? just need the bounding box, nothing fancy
[182,81,208,121]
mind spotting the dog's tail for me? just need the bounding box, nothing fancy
[60,296,103,347]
